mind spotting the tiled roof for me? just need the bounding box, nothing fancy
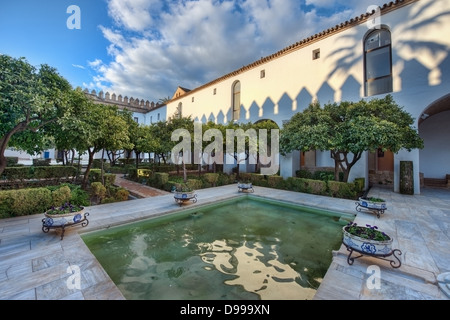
[170,0,416,102]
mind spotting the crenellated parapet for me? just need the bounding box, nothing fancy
[84,89,164,114]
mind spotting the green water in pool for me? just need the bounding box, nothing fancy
[81,197,352,300]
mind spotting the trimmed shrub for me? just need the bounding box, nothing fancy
[238,173,252,182]
[101,197,116,204]
[312,171,335,182]
[2,167,31,181]
[249,174,268,187]
[89,169,103,183]
[296,170,313,179]
[307,179,327,195]
[268,176,285,189]
[218,173,236,185]
[354,178,365,193]
[0,188,52,217]
[203,173,219,187]
[149,172,169,189]
[163,181,179,192]
[328,181,357,199]
[186,179,203,191]
[32,166,77,181]
[108,186,129,202]
[51,186,71,207]
[286,177,308,193]
[104,173,116,186]
[91,182,107,201]
[128,168,138,180]
[69,186,90,207]
[6,157,19,167]
[115,188,129,202]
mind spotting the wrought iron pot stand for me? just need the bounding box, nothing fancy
[238,184,254,193]
[344,243,402,268]
[355,199,387,219]
[42,212,90,240]
[174,193,198,206]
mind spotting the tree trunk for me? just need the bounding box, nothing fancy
[135,151,140,169]
[82,149,96,189]
[183,161,187,183]
[0,123,28,176]
[101,149,105,186]
[0,153,6,178]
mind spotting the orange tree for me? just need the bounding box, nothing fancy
[280,95,424,182]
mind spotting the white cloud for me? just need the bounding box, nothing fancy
[89,0,389,101]
[107,0,162,32]
[72,64,85,70]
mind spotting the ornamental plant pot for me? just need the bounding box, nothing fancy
[342,224,393,256]
[237,182,254,192]
[358,197,387,210]
[174,191,196,200]
[174,190,198,206]
[44,207,85,227]
[356,197,387,218]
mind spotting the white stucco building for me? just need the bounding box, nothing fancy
[162,0,450,194]
[6,0,449,194]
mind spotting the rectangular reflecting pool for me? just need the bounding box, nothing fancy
[81,196,354,300]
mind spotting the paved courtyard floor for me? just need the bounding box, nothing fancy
[0,183,448,300]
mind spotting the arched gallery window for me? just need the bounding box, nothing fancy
[232,81,241,121]
[364,28,393,96]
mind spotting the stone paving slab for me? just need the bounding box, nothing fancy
[0,184,448,300]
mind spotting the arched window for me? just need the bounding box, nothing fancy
[232,81,241,121]
[177,102,183,119]
[364,28,392,96]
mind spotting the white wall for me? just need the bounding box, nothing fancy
[419,110,450,178]
[163,0,450,192]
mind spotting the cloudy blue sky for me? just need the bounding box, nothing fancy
[0,0,388,102]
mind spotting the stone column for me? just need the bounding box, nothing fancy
[280,151,300,179]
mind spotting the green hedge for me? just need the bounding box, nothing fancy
[203,173,219,187]
[2,166,77,182]
[89,169,116,186]
[6,157,19,167]
[327,181,357,199]
[354,178,365,193]
[186,179,203,191]
[2,167,30,181]
[267,176,285,189]
[0,188,52,217]
[148,172,169,189]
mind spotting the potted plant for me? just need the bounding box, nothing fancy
[343,223,393,256]
[342,222,402,268]
[44,203,85,227]
[174,184,197,205]
[358,197,387,210]
[237,180,254,192]
[356,197,387,218]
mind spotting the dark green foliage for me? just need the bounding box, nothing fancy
[328,181,357,199]
[6,157,18,167]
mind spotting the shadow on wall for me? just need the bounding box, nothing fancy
[198,1,450,126]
